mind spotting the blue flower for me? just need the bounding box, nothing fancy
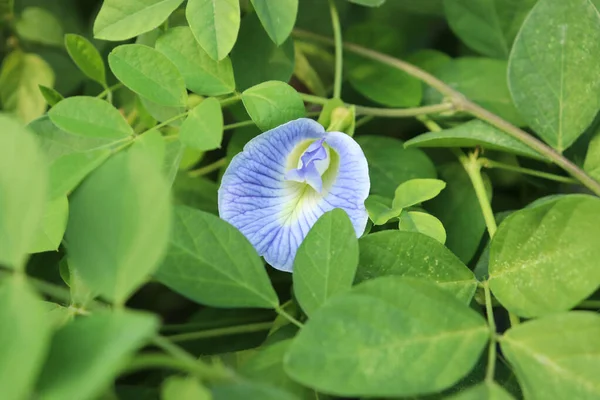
[218,118,370,272]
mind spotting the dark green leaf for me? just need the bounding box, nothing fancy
[489,195,600,317]
[109,44,188,107]
[94,0,185,41]
[65,34,107,87]
[38,85,63,107]
[293,209,359,316]
[36,310,159,400]
[186,0,240,61]
[251,0,298,45]
[231,13,295,91]
[66,148,171,305]
[405,120,546,160]
[242,81,305,131]
[211,381,299,400]
[284,277,488,397]
[356,231,477,302]
[49,96,134,139]
[500,311,600,399]
[347,0,386,6]
[355,135,436,198]
[0,276,51,400]
[508,0,600,151]
[156,27,235,96]
[0,115,47,270]
[349,62,422,107]
[180,97,223,151]
[155,205,279,309]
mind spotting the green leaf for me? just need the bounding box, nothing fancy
[0,115,47,270]
[427,162,491,263]
[140,96,185,127]
[155,205,279,309]
[156,27,235,96]
[172,174,219,214]
[284,277,488,397]
[211,381,299,400]
[489,195,600,318]
[94,0,185,41]
[356,231,477,302]
[186,0,240,61]
[29,196,68,253]
[15,7,63,46]
[392,178,446,209]
[66,148,171,305]
[251,0,298,45]
[443,0,537,58]
[500,312,600,399]
[231,13,295,91]
[405,119,546,160]
[108,44,188,107]
[425,57,523,125]
[355,135,436,198]
[64,34,107,87]
[36,310,159,400]
[38,85,63,107]
[365,195,398,225]
[294,46,327,97]
[162,376,211,400]
[49,96,134,139]
[584,130,600,181]
[347,0,386,6]
[349,61,422,107]
[508,0,600,151]
[0,0,13,18]
[48,149,112,199]
[180,97,223,151]
[0,51,54,123]
[0,276,52,400]
[242,81,305,131]
[446,382,515,400]
[398,210,447,244]
[293,209,359,316]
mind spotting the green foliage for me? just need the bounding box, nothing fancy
[242,81,305,131]
[251,0,298,45]
[180,97,223,151]
[186,0,240,61]
[64,34,107,88]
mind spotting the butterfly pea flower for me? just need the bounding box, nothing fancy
[218,118,370,272]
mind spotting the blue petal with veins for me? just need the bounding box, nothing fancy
[218,118,370,272]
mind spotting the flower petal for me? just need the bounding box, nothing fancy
[218,118,369,272]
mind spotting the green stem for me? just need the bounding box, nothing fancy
[292,29,600,197]
[300,93,330,105]
[223,119,256,131]
[479,158,578,185]
[188,157,227,177]
[355,102,453,118]
[167,322,273,343]
[508,311,521,327]
[483,282,497,383]
[151,336,231,382]
[275,306,303,329]
[354,115,374,129]
[328,0,343,99]
[122,354,203,376]
[219,93,242,108]
[578,300,600,309]
[137,112,189,138]
[97,82,124,99]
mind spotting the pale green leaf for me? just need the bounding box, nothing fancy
[0,276,52,400]
[489,195,600,317]
[65,34,107,87]
[36,310,159,400]
[508,0,600,151]
[155,205,279,309]
[186,0,240,61]
[48,149,112,199]
[49,96,134,139]
[500,311,600,399]
[94,0,185,41]
[162,376,211,400]
[156,27,235,96]
[242,81,305,131]
[364,194,398,225]
[398,210,447,244]
[0,115,47,270]
[0,51,54,123]
[356,231,477,302]
[405,119,546,160]
[29,196,68,253]
[251,0,298,45]
[15,7,63,46]
[293,209,359,316]
[444,0,537,58]
[355,135,436,198]
[180,97,223,151]
[392,178,446,209]
[108,44,188,107]
[284,277,488,397]
[66,148,171,305]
